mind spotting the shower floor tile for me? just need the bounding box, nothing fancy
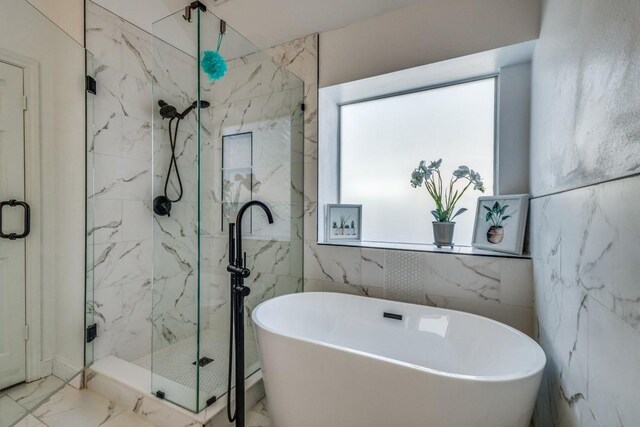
[133,328,260,402]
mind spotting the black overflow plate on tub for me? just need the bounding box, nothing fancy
[383,312,403,321]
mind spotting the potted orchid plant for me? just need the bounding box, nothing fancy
[410,159,485,246]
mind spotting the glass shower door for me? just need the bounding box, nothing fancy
[150,5,304,413]
[198,9,304,411]
[150,7,201,412]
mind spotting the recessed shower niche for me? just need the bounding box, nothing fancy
[85,1,304,414]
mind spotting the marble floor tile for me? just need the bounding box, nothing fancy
[102,411,155,427]
[5,375,65,411]
[13,414,46,427]
[0,395,27,427]
[247,399,271,427]
[33,385,125,427]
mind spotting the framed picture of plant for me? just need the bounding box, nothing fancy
[472,195,529,255]
[325,204,362,242]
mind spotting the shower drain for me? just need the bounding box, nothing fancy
[193,356,215,367]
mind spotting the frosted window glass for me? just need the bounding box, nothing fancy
[340,78,495,246]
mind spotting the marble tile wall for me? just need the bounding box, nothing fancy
[86,1,153,362]
[304,246,534,335]
[529,0,640,425]
[199,44,306,344]
[530,177,640,426]
[150,33,203,355]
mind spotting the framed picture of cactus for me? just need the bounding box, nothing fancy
[325,204,362,242]
[472,195,529,254]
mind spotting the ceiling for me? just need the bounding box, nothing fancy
[92,0,424,49]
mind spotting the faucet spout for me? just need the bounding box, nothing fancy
[236,200,274,226]
[234,200,274,268]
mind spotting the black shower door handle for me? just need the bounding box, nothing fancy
[0,199,31,240]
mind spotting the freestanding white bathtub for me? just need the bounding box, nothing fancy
[252,292,545,427]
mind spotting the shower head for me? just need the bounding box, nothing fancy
[158,100,179,119]
[178,100,210,118]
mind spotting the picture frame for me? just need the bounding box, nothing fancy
[472,194,529,255]
[325,204,362,242]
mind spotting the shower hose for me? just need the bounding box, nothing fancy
[163,117,184,203]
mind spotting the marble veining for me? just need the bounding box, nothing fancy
[87,1,154,362]
[529,2,640,424]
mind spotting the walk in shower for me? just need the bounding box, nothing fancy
[86,1,304,414]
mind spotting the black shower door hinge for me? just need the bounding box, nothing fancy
[190,1,207,11]
[86,323,97,343]
[86,76,97,95]
[184,1,206,21]
[301,103,306,112]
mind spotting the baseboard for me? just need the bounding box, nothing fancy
[52,356,83,382]
[39,358,54,378]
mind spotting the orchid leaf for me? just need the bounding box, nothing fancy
[451,207,468,220]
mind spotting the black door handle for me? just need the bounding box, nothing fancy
[0,199,31,240]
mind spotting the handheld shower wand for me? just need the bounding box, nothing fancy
[153,100,210,216]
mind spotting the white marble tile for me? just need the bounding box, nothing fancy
[304,241,361,285]
[243,239,292,276]
[322,280,384,299]
[588,297,640,426]
[86,9,122,70]
[90,199,122,244]
[120,30,153,83]
[103,411,155,427]
[92,153,124,199]
[5,376,65,411]
[120,74,152,122]
[92,107,122,157]
[425,294,534,336]
[68,372,83,390]
[303,278,324,292]
[93,64,127,117]
[360,248,384,288]
[122,116,152,161]
[423,254,501,303]
[499,258,534,307]
[265,34,318,85]
[13,414,46,427]
[122,201,152,242]
[93,240,152,289]
[92,154,151,202]
[33,386,125,427]
[530,0,640,196]
[0,395,27,427]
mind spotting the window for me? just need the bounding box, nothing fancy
[339,78,496,246]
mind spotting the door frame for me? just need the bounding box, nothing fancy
[0,48,43,382]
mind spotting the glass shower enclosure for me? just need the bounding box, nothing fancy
[147,6,304,412]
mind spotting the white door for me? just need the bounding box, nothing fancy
[0,60,26,390]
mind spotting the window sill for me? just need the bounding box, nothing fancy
[317,240,531,259]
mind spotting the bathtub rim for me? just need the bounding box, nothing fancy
[252,292,546,384]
